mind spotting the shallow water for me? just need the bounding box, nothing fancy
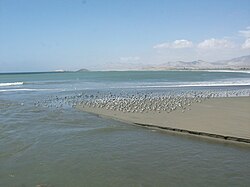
[1,71,250,186]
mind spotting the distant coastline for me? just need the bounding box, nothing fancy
[102,54,250,71]
[1,68,250,74]
[1,54,250,74]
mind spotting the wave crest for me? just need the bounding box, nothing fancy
[0,82,24,87]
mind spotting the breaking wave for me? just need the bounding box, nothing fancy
[0,82,24,87]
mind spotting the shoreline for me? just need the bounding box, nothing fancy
[76,96,250,144]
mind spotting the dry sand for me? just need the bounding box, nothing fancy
[76,97,250,143]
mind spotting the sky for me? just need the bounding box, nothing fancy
[0,0,250,72]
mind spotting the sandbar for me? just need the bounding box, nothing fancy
[76,97,250,143]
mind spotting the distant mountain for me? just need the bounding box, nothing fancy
[75,68,90,72]
[51,68,90,72]
[142,55,250,70]
[213,55,250,68]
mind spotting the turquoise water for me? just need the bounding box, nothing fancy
[1,71,250,89]
[1,71,250,186]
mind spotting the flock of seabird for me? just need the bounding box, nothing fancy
[35,89,250,114]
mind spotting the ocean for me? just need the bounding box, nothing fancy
[1,71,250,187]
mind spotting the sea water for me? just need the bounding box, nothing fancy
[1,71,250,186]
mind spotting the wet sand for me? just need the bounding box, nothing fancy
[76,97,250,143]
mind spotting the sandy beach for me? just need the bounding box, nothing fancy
[76,96,250,143]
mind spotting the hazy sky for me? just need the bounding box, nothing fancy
[0,0,250,72]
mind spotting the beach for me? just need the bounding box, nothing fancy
[2,0,250,185]
[77,96,250,143]
[1,71,250,186]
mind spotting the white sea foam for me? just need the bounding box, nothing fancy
[0,82,24,87]
[105,79,250,89]
[0,88,60,92]
[145,83,249,88]
[136,80,250,88]
[203,70,250,74]
[157,69,250,74]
